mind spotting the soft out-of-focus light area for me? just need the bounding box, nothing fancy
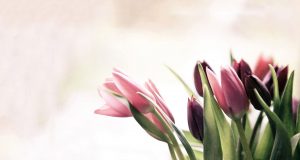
[0,0,299,159]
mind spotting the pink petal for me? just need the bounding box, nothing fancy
[103,78,122,95]
[95,105,131,117]
[112,69,153,113]
[206,68,229,114]
[221,67,249,117]
[254,55,274,80]
[98,88,131,117]
[145,80,175,123]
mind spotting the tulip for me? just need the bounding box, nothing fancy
[95,87,131,117]
[207,67,249,119]
[187,97,204,141]
[254,55,274,80]
[194,61,213,97]
[292,98,299,121]
[112,68,154,113]
[263,65,288,97]
[145,80,175,123]
[244,75,271,110]
[233,59,252,83]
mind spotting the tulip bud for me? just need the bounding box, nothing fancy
[233,59,252,83]
[194,61,213,97]
[244,75,271,110]
[277,66,288,96]
[207,67,249,119]
[263,65,288,97]
[254,55,274,80]
[187,97,204,141]
[112,68,154,113]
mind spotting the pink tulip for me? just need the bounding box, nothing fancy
[95,87,131,117]
[112,68,154,113]
[254,55,274,80]
[207,66,249,119]
[145,80,175,123]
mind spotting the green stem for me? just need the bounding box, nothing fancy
[249,111,263,151]
[234,119,253,160]
[152,109,185,160]
[168,143,177,160]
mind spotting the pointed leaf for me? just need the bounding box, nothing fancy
[291,133,300,156]
[279,71,295,136]
[297,103,300,132]
[255,90,292,160]
[129,104,169,143]
[165,65,195,96]
[270,65,280,114]
[172,124,197,160]
[201,64,236,160]
[254,123,274,159]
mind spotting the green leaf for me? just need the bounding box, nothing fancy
[270,65,280,114]
[279,71,295,136]
[165,65,195,96]
[291,133,300,156]
[182,130,203,147]
[245,114,252,143]
[250,111,264,153]
[297,103,300,132]
[129,104,169,143]
[200,63,236,160]
[172,124,197,160]
[254,123,274,159]
[202,86,222,160]
[255,90,292,160]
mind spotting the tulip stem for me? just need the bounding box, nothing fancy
[152,109,185,160]
[168,143,177,160]
[234,119,253,160]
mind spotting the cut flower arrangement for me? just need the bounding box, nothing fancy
[94,54,300,160]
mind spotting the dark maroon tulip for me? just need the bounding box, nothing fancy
[254,55,274,80]
[263,66,288,97]
[187,97,204,141]
[194,61,213,97]
[277,66,288,96]
[207,67,249,119]
[245,75,271,110]
[233,59,252,83]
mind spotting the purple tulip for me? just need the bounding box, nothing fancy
[244,75,271,110]
[187,97,204,141]
[263,65,288,97]
[194,61,213,97]
[254,55,274,80]
[233,59,252,83]
[207,66,249,119]
[112,68,154,113]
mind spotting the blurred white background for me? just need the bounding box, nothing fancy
[0,0,299,159]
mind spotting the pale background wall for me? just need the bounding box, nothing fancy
[0,0,299,159]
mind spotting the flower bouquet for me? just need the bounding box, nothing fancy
[94,54,300,160]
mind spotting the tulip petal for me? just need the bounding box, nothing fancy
[98,88,131,117]
[145,80,175,123]
[206,68,229,114]
[103,78,122,95]
[95,105,130,117]
[112,69,153,113]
